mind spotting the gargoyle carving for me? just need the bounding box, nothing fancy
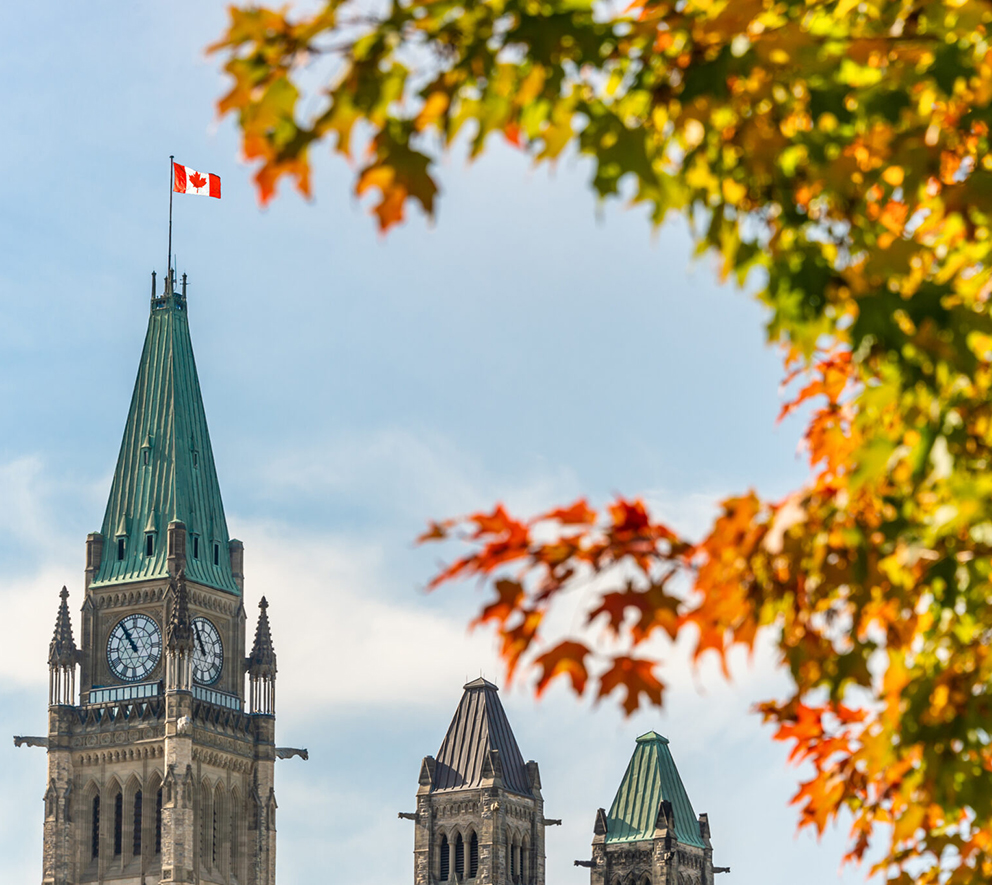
[13,736,48,749]
[275,747,308,761]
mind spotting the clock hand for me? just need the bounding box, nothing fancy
[120,623,139,654]
[193,623,206,656]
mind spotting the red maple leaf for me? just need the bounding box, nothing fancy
[189,171,207,189]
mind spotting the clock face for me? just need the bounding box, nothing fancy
[191,617,223,685]
[107,614,162,682]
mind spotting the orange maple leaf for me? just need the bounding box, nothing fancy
[472,579,526,629]
[596,656,665,716]
[534,641,591,696]
[189,171,207,190]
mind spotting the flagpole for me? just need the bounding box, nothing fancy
[168,154,174,289]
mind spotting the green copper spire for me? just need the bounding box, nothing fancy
[604,731,705,848]
[90,274,239,594]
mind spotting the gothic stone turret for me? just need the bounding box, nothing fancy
[21,272,286,885]
[586,732,716,885]
[411,679,550,885]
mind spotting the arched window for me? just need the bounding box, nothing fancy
[155,788,163,855]
[510,836,518,882]
[521,836,531,884]
[113,791,123,856]
[455,833,465,879]
[469,832,479,879]
[91,795,100,859]
[439,834,450,881]
[133,790,143,857]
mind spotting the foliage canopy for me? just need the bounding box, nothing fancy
[214,0,992,880]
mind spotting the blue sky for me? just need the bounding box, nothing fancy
[0,3,875,884]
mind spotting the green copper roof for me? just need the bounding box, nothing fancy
[605,731,705,848]
[90,279,238,594]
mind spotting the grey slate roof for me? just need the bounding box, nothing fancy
[432,678,532,796]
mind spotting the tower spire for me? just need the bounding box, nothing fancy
[91,270,237,594]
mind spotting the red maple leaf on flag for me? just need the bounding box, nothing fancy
[189,171,206,189]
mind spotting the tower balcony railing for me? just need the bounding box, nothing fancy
[85,681,242,712]
[87,681,161,705]
[192,684,243,711]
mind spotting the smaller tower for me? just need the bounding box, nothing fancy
[247,596,276,715]
[411,679,550,885]
[48,587,79,707]
[247,597,278,885]
[43,587,79,885]
[584,732,719,885]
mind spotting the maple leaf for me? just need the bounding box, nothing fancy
[472,579,526,629]
[596,656,665,716]
[189,171,207,190]
[534,641,590,696]
[416,519,454,543]
[537,499,597,526]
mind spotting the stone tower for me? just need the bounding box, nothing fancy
[25,270,284,885]
[581,732,721,885]
[409,679,554,885]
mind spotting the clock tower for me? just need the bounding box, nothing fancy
[27,270,284,885]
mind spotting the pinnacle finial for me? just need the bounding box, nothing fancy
[167,571,193,653]
[248,597,276,676]
[49,587,78,667]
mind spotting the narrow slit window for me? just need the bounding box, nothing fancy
[193,536,199,559]
[113,791,123,856]
[91,795,100,859]
[155,788,162,855]
[230,804,238,874]
[142,448,150,466]
[117,538,125,561]
[213,543,219,566]
[193,451,199,468]
[133,790,142,857]
[145,534,155,556]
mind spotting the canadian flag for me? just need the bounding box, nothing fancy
[173,162,220,198]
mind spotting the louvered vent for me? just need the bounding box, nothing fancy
[439,834,450,881]
[455,833,465,879]
[470,832,479,878]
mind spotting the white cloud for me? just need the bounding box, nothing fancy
[237,518,501,722]
[253,426,583,520]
